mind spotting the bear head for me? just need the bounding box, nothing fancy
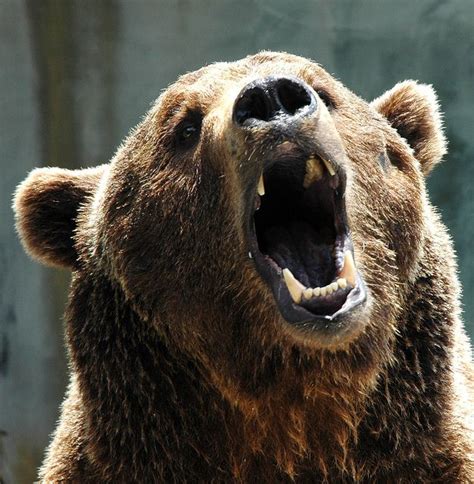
[14,52,446,404]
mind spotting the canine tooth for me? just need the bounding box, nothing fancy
[257,175,265,196]
[339,251,357,286]
[320,286,327,297]
[322,158,336,176]
[330,282,339,292]
[303,288,313,300]
[337,278,347,289]
[303,157,324,188]
[282,268,305,304]
[313,287,321,297]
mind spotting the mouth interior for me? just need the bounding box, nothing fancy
[256,160,336,287]
[253,155,352,316]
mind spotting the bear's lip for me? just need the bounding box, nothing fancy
[246,144,367,331]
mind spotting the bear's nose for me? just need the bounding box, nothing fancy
[233,76,317,127]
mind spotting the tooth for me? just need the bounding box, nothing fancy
[330,282,338,292]
[322,158,336,176]
[337,278,347,289]
[303,157,324,188]
[303,288,313,300]
[339,251,357,286]
[282,268,305,304]
[257,175,265,196]
[320,286,327,297]
[313,287,321,297]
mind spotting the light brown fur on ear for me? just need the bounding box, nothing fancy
[13,165,107,269]
[371,80,447,174]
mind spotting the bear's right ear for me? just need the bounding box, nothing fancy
[13,165,107,269]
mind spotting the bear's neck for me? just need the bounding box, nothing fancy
[66,272,364,480]
[65,265,463,482]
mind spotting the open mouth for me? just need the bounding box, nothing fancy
[247,147,366,327]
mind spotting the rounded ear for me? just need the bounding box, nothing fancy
[13,165,107,269]
[371,80,447,175]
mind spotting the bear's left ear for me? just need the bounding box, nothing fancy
[13,165,107,269]
[371,80,447,175]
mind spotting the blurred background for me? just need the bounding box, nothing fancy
[1,0,473,482]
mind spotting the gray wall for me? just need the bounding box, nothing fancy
[1,1,473,482]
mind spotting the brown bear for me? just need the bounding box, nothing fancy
[14,52,473,482]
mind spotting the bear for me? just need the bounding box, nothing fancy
[14,51,473,482]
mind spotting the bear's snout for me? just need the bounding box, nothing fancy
[232,75,317,128]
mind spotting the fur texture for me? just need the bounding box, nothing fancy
[14,52,473,482]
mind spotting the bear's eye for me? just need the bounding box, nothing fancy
[181,125,197,139]
[175,115,202,149]
[316,90,335,110]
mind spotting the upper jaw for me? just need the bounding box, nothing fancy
[244,136,367,336]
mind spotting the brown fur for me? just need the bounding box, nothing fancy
[14,52,473,482]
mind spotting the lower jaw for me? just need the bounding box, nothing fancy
[248,240,368,337]
[274,273,367,327]
[272,281,369,348]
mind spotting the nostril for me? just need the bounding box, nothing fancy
[234,86,272,125]
[275,79,312,116]
[233,76,317,127]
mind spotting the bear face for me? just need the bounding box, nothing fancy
[15,52,448,391]
[15,52,471,481]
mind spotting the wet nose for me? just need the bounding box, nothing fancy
[233,76,317,127]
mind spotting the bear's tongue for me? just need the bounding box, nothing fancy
[262,221,336,289]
